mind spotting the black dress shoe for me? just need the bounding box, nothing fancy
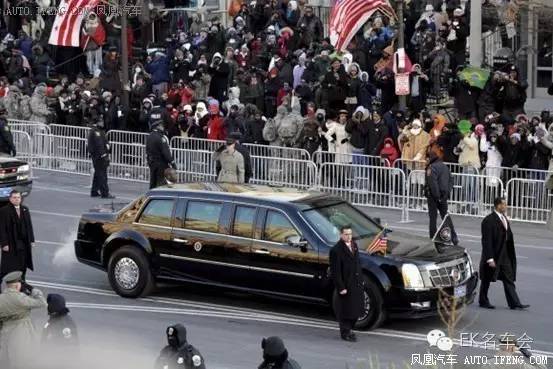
[348,332,357,342]
[341,334,356,342]
[91,193,100,197]
[479,303,496,309]
[101,194,116,199]
[510,304,530,310]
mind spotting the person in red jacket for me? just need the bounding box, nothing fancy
[380,137,399,167]
[207,102,226,140]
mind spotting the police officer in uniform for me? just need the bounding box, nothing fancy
[0,103,16,157]
[154,324,206,369]
[146,119,176,189]
[87,121,115,198]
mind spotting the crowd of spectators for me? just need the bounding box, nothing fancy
[0,0,552,191]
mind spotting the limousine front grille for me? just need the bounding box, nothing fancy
[427,258,470,287]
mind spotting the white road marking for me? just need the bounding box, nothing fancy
[30,280,553,358]
[392,225,551,251]
[33,185,135,201]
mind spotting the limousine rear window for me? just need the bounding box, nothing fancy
[302,202,380,248]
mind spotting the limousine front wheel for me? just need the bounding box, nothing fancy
[108,246,154,298]
[355,276,386,330]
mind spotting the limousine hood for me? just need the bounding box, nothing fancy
[383,230,466,263]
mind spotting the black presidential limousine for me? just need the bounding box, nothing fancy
[75,183,478,329]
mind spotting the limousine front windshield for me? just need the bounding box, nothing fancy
[303,202,381,249]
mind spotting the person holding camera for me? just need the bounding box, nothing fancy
[445,8,468,70]
[0,271,47,369]
[208,53,230,104]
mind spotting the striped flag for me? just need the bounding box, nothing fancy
[329,0,396,51]
[366,228,389,255]
[49,0,100,47]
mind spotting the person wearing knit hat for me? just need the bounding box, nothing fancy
[258,336,301,369]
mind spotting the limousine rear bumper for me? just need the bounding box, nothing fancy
[386,273,478,319]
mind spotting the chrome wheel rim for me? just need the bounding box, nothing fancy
[114,257,140,290]
[358,290,372,322]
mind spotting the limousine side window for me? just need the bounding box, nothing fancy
[233,206,256,238]
[185,201,223,233]
[263,210,299,244]
[138,199,174,227]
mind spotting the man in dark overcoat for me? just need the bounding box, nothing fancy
[329,226,364,342]
[479,197,529,310]
[0,190,35,283]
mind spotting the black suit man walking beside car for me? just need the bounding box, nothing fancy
[479,197,529,310]
[329,226,364,342]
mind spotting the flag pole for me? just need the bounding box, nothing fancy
[120,0,130,111]
[396,0,406,111]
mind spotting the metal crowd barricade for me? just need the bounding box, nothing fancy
[106,130,149,144]
[506,178,553,223]
[108,142,149,182]
[243,143,311,160]
[482,166,551,188]
[8,120,51,160]
[49,124,90,138]
[173,148,217,182]
[171,136,225,153]
[406,170,504,218]
[12,130,32,163]
[317,163,407,218]
[312,151,390,167]
[37,134,91,174]
[250,156,317,189]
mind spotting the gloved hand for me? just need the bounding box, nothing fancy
[170,162,177,170]
[341,138,349,144]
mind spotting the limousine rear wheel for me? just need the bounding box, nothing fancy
[355,276,386,330]
[108,246,154,298]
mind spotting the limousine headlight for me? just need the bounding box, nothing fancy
[17,165,30,173]
[402,263,425,289]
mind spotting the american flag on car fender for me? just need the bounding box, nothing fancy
[366,228,389,255]
[329,0,396,52]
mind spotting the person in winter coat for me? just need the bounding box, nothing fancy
[0,272,47,369]
[427,41,450,98]
[325,110,352,164]
[457,121,481,171]
[380,137,399,166]
[171,49,192,84]
[496,64,528,121]
[366,110,389,156]
[358,71,377,111]
[409,64,430,114]
[224,105,246,137]
[29,84,51,124]
[244,109,267,145]
[345,106,369,164]
[207,102,226,140]
[31,45,54,84]
[209,52,231,103]
[527,127,551,174]
[344,63,362,113]
[258,336,301,369]
[322,58,348,113]
[214,137,245,183]
[297,5,323,45]
[146,52,171,96]
[439,122,464,164]
[274,96,304,148]
[223,86,244,114]
[481,130,504,186]
[100,46,122,93]
[399,119,430,175]
[298,112,322,156]
[146,121,176,189]
[192,66,212,103]
[155,324,206,369]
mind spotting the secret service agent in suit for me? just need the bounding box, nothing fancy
[479,197,530,310]
[329,226,364,342]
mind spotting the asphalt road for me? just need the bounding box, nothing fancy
[9,170,553,369]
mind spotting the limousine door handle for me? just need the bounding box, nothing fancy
[173,238,189,244]
[254,249,271,255]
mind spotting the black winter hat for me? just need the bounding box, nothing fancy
[47,294,70,315]
[262,336,286,356]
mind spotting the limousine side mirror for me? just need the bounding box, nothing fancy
[286,235,309,252]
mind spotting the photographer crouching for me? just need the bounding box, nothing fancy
[0,271,47,368]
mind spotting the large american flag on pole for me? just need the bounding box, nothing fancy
[329,0,396,51]
[48,0,100,47]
